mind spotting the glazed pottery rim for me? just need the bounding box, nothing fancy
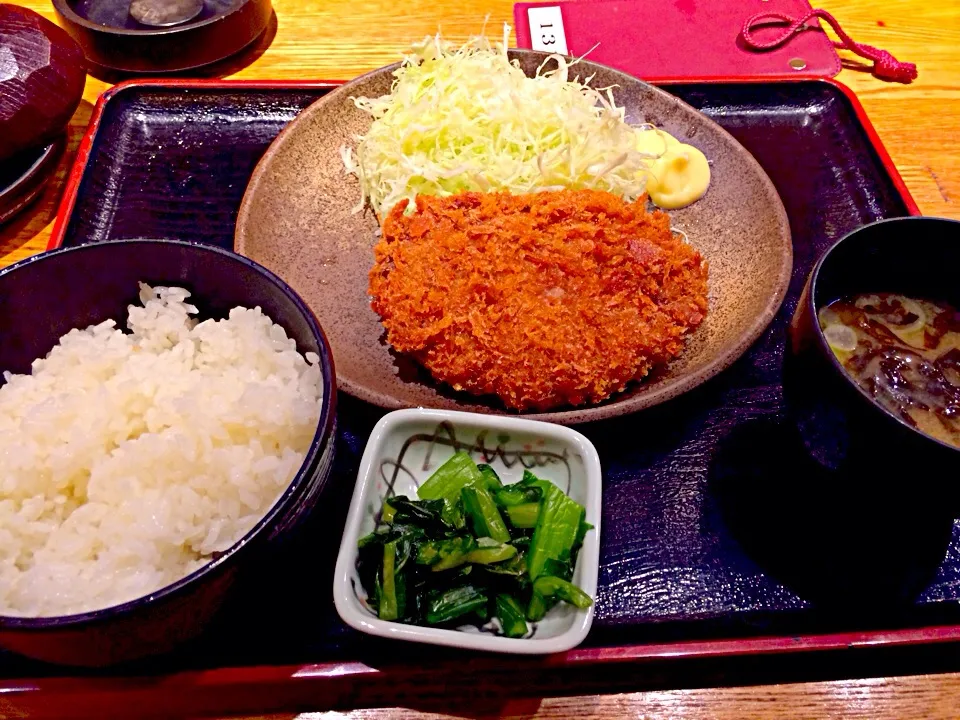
[0,238,337,629]
[236,49,793,424]
[807,215,960,455]
[52,0,255,36]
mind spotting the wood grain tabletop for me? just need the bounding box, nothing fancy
[1,0,959,717]
[229,670,960,719]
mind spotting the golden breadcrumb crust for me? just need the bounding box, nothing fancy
[370,189,708,410]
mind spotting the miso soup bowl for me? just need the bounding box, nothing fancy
[785,217,960,481]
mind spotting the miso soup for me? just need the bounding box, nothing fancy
[818,293,960,449]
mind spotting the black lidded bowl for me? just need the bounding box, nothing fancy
[0,135,66,226]
[0,239,337,666]
[786,217,960,482]
[51,0,273,73]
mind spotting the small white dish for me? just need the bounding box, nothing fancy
[333,408,602,655]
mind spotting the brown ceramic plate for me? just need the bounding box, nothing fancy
[236,51,792,424]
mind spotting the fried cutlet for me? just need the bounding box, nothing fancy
[369,189,709,410]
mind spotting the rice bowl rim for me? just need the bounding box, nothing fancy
[0,238,337,628]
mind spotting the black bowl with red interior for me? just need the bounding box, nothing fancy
[0,239,337,666]
[786,217,960,484]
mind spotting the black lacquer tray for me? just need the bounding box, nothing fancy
[11,78,953,716]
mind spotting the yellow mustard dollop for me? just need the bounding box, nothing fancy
[634,128,711,209]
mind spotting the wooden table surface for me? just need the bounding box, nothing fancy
[1,0,959,716]
[233,670,960,719]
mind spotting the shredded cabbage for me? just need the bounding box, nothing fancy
[341,26,669,218]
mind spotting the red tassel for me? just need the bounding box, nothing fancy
[741,8,918,83]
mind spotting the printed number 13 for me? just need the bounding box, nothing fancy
[540,22,554,45]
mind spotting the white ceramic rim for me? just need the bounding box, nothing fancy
[332,408,602,655]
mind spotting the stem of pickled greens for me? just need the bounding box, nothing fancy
[416,536,477,571]
[481,554,528,578]
[426,585,488,625]
[417,451,484,528]
[496,594,529,638]
[461,486,511,542]
[464,538,517,565]
[505,502,540,529]
[525,575,591,621]
[541,558,574,582]
[525,478,586,581]
[526,588,551,622]
[383,496,451,535]
[477,463,503,492]
[533,575,594,609]
[495,485,542,507]
[575,520,594,552]
[418,451,484,500]
[378,541,403,620]
[380,499,397,524]
[519,469,543,486]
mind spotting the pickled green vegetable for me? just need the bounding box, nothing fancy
[464,538,517,565]
[504,502,540,529]
[461,486,511,542]
[496,594,529,638]
[526,480,586,581]
[417,451,485,528]
[533,575,594,609]
[378,541,403,620]
[416,536,476,571]
[427,585,488,625]
[358,454,594,634]
[477,463,503,492]
[495,485,542,507]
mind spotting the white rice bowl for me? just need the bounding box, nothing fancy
[0,283,323,618]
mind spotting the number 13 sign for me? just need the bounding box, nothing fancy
[527,6,569,54]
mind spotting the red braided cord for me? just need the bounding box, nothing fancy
[741,8,918,82]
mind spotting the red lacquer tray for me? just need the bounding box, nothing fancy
[4,77,950,719]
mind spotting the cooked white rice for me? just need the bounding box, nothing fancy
[0,283,323,617]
